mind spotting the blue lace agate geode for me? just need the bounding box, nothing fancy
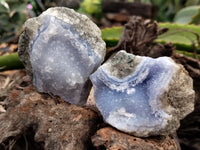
[90,50,194,137]
[18,7,105,105]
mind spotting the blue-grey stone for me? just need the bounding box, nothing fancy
[90,50,195,137]
[18,7,106,105]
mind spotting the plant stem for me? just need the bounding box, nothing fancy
[0,52,24,71]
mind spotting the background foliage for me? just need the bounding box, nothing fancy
[1,0,200,70]
[1,0,200,44]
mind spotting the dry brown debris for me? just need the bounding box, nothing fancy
[106,16,174,60]
[0,80,99,150]
[92,127,181,150]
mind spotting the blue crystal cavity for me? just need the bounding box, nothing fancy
[90,51,178,136]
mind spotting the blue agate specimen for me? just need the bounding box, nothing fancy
[23,8,106,106]
[90,50,195,137]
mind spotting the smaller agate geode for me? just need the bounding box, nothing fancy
[18,7,105,105]
[90,50,195,137]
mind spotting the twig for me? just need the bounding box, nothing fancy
[23,134,28,150]
[8,139,16,150]
[192,42,199,60]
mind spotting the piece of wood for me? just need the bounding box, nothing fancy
[92,127,181,150]
[0,81,99,150]
[105,16,172,61]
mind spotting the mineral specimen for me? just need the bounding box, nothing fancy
[18,7,106,106]
[90,50,195,137]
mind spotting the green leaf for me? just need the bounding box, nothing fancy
[101,23,200,54]
[0,14,9,27]
[0,53,24,71]
[0,2,9,13]
[185,0,200,6]
[101,27,122,40]
[173,6,200,24]
[9,3,27,12]
[78,0,103,18]
[190,8,200,24]
[101,27,123,47]
[0,0,9,10]
[157,23,200,54]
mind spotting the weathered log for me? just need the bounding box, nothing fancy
[0,80,99,150]
[92,127,181,150]
[0,75,183,150]
[106,16,172,60]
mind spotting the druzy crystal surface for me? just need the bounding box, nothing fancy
[31,15,100,105]
[90,50,194,137]
[18,7,106,105]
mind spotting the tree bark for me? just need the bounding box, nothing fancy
[0,80,99,150]
[92,127,181,150]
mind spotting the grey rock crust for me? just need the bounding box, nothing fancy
[103,51,143,79]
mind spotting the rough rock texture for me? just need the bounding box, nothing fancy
[18,7,106,106]
[173,53,200,104]
[0,81,99,150]
[90,50,195,137]
[92,127,181,150]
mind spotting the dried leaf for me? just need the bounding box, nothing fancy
[106,16,174,60]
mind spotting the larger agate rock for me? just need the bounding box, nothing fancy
[90,50,195,137]
[18,7,105,106]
